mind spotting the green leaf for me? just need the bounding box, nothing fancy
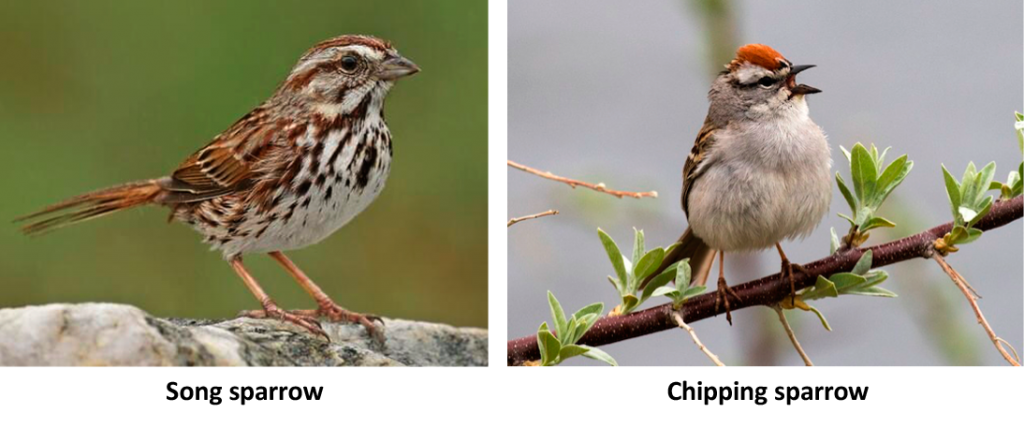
[806,304,832,331]
[621,294,639,314]
[874,155,911,206]
[608,276,623,295]
[644,263,680,291]
[573,302,604,323]
[562,317,578,345]
[959,162,977,204]
[664,242,681,257]
[537,330,561,365]
[958,206,978,224]
[676,258,692,289]
[969,196,993,228]
[801,275,839,301]
[639,275,664,302]
[558,344,591,361]
[1007,170,1024,190]
[538,322,549,333]
[652,285,679,297]
[580,345,618,366]
[959,227,983,245]
[598,228,628,287]
[837,212,857,227]
[941,165,962,222]
[878,146,891,166]
[861,216,896,232]
[836,173,858,213]
[851,143,878,205]
[830,227,841,254]
[572,320,590,344]
[547,291,567,337]
[633,247,665,281]
[1016,111,1023,152]
[840,145,852,163]
[948,225,968,244]
[1015,161,1024,195]
[577,313,598,331]
[858,270,889,288]
[971,161,997,206]
[1012,167,1023,198]
[682,285,707,299]
[830,272,868,292]
[854,206,873,227]
[851,250,873,275]
[847,286,898,298]
[631,228,645,270]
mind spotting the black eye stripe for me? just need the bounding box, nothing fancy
[735,76,778,88]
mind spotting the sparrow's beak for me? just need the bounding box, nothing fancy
[788,64,821,95]
[378,54,420,80]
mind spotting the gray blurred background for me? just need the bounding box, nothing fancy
[508,0,1022,365]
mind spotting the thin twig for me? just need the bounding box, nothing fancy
[508,195,1022,365]
[671,309,724,366]
[931,252,1021,366]
[507,209,559,227]
[772,305,813,366]
[507,160,658,199]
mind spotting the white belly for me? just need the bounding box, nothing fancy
[209,124,393,258]
[687,112,831,252]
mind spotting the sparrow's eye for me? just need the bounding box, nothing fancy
[758,76,776,88]
[340,55,359,72]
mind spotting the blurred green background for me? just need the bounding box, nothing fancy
[0,1,487,328]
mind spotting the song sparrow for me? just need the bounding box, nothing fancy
[17,35,420,343]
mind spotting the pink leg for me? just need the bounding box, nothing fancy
[230,257,326,338]
[269,251,384,344]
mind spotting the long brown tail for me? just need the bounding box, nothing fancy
[16,179,165,235]
[640,227,715,290]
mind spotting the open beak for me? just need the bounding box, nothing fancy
[788,64,820,95]
[378,54,420,80]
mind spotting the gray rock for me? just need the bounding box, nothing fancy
[0,303,487,366]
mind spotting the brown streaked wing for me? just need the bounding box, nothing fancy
[165,116,285,203]
[681,120,717,216]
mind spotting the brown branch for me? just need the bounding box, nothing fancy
[671,309,725,366]
[931,253,1021,366]
[507,209,559,227]
[507,160,658,199]
[772,305,813,366]
[508,195,1023,365]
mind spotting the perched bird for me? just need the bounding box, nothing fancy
[643,44,831,324]
[17,35,420,342]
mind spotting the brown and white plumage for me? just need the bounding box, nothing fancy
[644,44,829,324]
[17,35,420,341]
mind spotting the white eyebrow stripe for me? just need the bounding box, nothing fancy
[735,63,770,84]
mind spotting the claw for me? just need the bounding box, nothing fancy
[780,259,808,306]
[239,306,328,340]
[775,244,808,306]
[715,277,742,325]
[317,304,386,346]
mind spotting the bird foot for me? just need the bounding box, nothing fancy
[239,302,327,340]
[714,276,742,325]
[294,302,386,346]
[780,258,811,305]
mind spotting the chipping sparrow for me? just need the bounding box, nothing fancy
[17,35,420,342]
[644,44,831,324]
